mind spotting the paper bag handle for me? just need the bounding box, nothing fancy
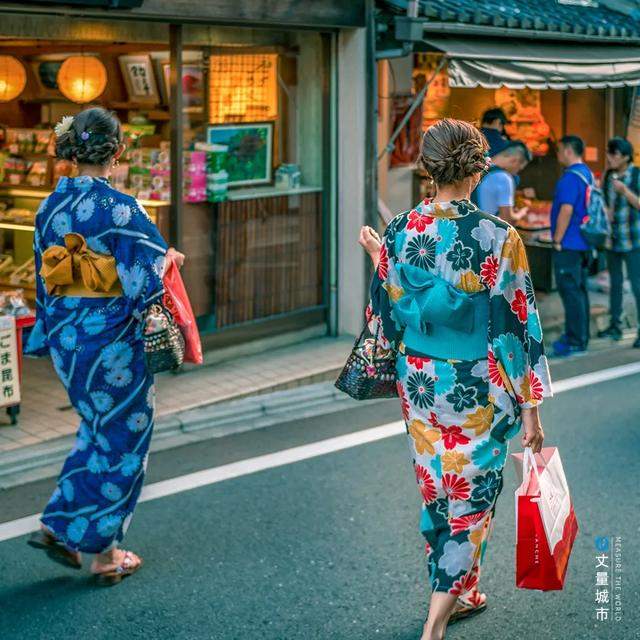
[522,447,543,493]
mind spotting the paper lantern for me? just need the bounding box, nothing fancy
[57,55,107,104]
[0,56,26,102]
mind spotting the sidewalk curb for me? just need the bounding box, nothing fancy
[0,378,369,490]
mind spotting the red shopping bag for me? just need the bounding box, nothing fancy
[162,256,203,365]
[511,447,578,591]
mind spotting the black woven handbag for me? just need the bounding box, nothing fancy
[335,321,397,400]
[143,303,185,374]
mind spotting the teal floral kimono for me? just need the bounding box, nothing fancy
[368,198,552,596]
[25,176,167,554]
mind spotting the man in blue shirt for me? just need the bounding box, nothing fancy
[551,135,592,356]
[475,141,532,223]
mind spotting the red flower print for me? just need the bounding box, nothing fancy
[365,303,373,323]
[415,464,438,504]
[450,569,480,596]
[398,384,411,421]
[439,424,471,450]
[528,370,544,401]
[480,255,499,288]
[378,242,389,281]
[425,541,432,555]
[407,209,434,232]
[449,509,489,536]
[442,473,471,501]
[427,411,443,429]
[407,355,430,370]
[510,288,528,323]
[488,350,504,388]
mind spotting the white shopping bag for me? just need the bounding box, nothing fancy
[512,447,571,554]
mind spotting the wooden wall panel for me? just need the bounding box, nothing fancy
[215,192,322,328]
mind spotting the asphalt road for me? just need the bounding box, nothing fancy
[0,346,638,640]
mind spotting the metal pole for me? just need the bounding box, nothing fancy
[169,23,183,249]
[377,55,446,161]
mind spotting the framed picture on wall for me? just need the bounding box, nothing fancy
[206,122,273,187]
[118,54,159,104]
[158,61,204,111]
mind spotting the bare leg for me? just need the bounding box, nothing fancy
[421,591,458,640]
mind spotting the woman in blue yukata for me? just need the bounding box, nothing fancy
[359,119,553,640]
[25,107,184,585]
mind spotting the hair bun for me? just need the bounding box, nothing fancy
[419,118,488,186]
[55,107,122,166]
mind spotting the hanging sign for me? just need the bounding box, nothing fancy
[0,316,20,408]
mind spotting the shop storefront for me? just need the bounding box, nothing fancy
[0,0,365,352]
[376,1,640,291]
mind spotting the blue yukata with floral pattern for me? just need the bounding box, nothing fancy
[24,176,168,553]
[367,198,553,597]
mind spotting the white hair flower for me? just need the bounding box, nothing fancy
[54,116,75,138]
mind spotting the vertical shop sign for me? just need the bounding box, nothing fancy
[0,316,19,407]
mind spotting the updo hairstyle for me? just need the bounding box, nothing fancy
[55,107,123,166]
[419,118,489,186]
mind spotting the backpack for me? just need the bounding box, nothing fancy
[568,169,610,249]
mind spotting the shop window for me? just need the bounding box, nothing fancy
[208,54,278,124]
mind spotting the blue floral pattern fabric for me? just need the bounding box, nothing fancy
[367,198,553,595]
[25,176,167,553]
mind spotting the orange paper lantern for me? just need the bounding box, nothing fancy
[57,55,107,104]
[0,55,26,102]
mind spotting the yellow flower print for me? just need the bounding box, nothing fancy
[462,404,494,436]
[384,282,405,303]
[520,373,532,403]
[408,419,441,456]
[441,451,470,474]
[432,203,460,219]
[501,227,530,273]
[468,527,484,549]
[458,270,485,293]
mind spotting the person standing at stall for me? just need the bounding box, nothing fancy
[551,135,592,357]
[474,140,532,224]
[479,107,510,157]
[598,137,640,348]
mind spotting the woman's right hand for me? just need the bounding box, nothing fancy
[358,226,382,267]
[521,407,544,453]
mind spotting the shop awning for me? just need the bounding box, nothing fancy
[423,36,640,90]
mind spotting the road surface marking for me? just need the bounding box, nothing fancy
[1,360,639,544]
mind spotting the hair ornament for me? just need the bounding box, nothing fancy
[54,116,75,138]
[80,131,90,141]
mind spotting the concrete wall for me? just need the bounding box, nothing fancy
[337,28,368,336]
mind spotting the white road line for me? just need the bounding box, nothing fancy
[1,360,639,545]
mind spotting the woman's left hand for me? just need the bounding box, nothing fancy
[358,226,382,262]
[166,247,185,269]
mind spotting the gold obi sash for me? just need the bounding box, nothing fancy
[40,232,123,297]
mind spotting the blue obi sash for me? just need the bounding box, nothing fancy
[393,262,489,361]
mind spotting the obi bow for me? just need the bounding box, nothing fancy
[40,232,120,295]
[393,262,479,334]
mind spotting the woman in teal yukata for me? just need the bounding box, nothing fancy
[359,119,552,640]
[25,107,183,584]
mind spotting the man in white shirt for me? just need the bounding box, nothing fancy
[475,141,532,224]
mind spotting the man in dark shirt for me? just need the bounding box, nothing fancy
[480,107,510,157]
[551,135,592,356]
